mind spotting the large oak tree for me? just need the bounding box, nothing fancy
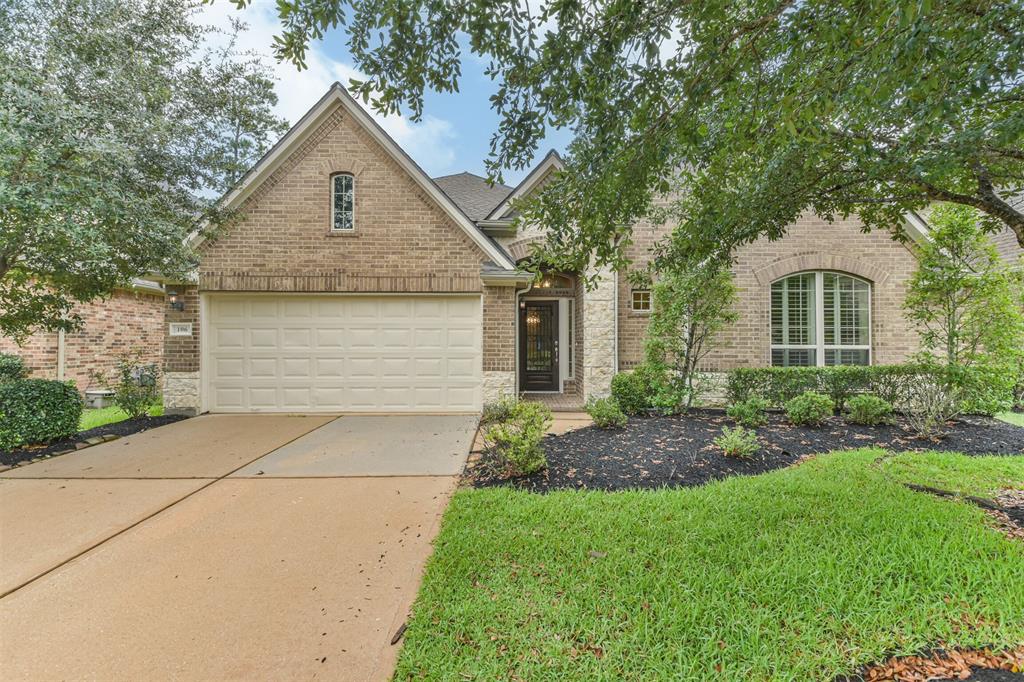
[241,0,1024,273]
[0,0,288,339]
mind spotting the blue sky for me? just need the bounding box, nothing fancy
[200,1,570,185]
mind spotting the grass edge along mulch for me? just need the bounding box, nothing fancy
[396,449,1024,681]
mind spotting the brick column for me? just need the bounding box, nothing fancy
[163,285,201,415]
[482,285,516,404]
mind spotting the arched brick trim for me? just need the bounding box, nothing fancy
[318,157,366,177]
[508,236,545,262]
[752,253,890,286]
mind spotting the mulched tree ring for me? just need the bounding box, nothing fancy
[467,410,1024,493]
[0,414,189,467]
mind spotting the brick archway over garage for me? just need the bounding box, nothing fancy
[752,252,892,286]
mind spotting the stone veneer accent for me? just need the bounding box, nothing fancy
[582,265,617,399]
[482,370,516,404]
[164,371,200,415]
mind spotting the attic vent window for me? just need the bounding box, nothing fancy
[331,173,354,231]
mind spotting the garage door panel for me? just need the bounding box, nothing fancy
[249,328,278,348]
[315,358,345,376]
[249,300,279,318]
[282,299,312,317]
[281,358,312,379]
[447,328,477,349]
[315,328,345,348]
[380,328,412,348]
[281,328,312,349]
[207,295,482,413]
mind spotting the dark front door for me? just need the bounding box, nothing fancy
[519,300,559,391]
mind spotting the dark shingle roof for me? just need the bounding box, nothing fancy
[432,172,512,221]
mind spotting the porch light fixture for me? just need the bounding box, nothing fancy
[167,288,185,312]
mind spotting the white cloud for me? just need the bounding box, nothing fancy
[196,0,457,174]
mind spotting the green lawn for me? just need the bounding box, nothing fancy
[79,403,163,431]
[997,411,1024,427]
[396,449,1024,680]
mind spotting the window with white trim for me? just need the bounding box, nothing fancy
[770,272,871,366]
[331,173,354,231]
[631,289,652,312]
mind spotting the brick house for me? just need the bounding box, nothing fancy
[0,281,165,392]
[161,83,945,415]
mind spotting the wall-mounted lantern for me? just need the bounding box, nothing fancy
[167,288,185,312]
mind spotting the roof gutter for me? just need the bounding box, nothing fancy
[480,268,534,287]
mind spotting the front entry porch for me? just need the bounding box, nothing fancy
[517,272,580,395]
[520,391,584,411]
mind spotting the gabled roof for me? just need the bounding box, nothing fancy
[485,149,564,221]
[194,83,515,270]
[432,172,513,221]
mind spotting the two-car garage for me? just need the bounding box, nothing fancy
[203,294,482,413]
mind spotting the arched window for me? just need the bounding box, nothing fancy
[771,272,871,366]
[331,173,354,231]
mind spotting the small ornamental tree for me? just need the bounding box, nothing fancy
[644,257,738,411]
[904,204,1024,370]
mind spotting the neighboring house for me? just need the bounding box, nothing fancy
[0,281,165,392]
[160,83,944,415]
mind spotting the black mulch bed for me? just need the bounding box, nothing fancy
[0,414,188,467]
[468,409,1024,493]
[942,671,1024,682]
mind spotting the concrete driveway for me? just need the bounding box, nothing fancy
[0,413,477,681]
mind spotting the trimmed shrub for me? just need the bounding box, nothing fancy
[484,400,552,475]
[0,353,27,384]
[845,394,894,425]
[726,366,819,407]
[726,397,769,428]
[585,397,628,428]
[817,365,872,412]
[724,363,1008,416]
[481,395,518,425]
[0,379,83,451]
[785,391,834,426]
[713,426,759,458]
[611,367,659,415]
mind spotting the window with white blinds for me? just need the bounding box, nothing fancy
[771,272,871,367]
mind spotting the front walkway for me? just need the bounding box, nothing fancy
[521,391,585,411]
[0,414,475,681]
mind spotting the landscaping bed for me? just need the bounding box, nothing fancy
[468,409,1024,493]
[0,414,188,467]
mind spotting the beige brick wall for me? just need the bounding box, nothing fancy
[0,289,164,392]
[616,213,921,370]
[174,102,513,396]
[199,106,488,294]
[483,286,516,373]
[164,286,200,373]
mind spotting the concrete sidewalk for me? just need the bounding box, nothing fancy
[0,414,473,681]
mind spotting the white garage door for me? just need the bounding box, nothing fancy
[205,295,482,413]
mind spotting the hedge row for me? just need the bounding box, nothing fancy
[725,364,1013,415]
[0,379,84,451]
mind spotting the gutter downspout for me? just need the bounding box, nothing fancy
[57,329,66,381]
